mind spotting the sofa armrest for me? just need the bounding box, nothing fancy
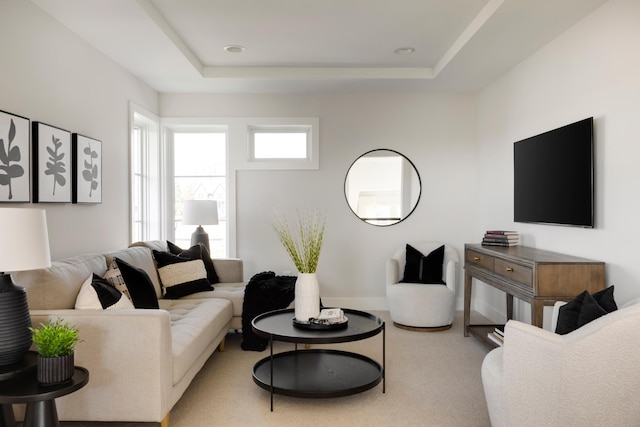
[29,309,174,423]
[213,258,243,283]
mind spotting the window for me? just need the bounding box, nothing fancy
[250,127,310,160]
[129,105,160,243]
[172,131,227,258]
[242,118,319,170]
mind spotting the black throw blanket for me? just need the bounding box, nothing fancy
[241,271,296,351]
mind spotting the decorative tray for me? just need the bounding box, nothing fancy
[292,315,349,330]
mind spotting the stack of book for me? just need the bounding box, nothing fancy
[482,230,519,247]
[487,325,504,347]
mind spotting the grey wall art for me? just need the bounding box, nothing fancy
[32,121,72,203]
[0,110,30,203]
[72,133,101,204]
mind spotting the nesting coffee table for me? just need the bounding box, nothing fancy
[251,308,385,410]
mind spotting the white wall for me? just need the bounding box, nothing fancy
[0,0,158,259]
[160,93,478,309]
[476,0,640,326]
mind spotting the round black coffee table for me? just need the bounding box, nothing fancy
[251,308,385,410]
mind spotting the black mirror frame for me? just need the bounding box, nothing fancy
[344,149,422,226]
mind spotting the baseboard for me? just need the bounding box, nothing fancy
[322,297,389,311]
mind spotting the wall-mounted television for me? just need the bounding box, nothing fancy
[513,117,594,228]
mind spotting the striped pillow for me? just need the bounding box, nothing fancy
[153,250,213,299]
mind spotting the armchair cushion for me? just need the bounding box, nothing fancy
[401,244,445,284]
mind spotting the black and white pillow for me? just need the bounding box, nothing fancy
[167,241,219,284]
[75,274,134,310]
[114,258,160,309]
[103,259,131,301]
[153,250,213,299]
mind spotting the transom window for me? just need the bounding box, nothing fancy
[250,127,310,160]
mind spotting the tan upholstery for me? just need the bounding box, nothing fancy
[12,243,245,424]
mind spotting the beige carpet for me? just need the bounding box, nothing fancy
[63,311,492,427]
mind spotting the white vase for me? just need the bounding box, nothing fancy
[294,273,320,322]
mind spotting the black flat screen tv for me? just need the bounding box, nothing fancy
[513,117,594,228]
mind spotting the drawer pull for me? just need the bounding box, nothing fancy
[473,257,480,261]
[505,267,514,272]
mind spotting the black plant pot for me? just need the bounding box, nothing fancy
[37,353,75,385]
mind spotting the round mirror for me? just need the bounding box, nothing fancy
[344,149,421,226]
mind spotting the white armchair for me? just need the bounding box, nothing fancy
[481,299,640,426]
[386,241,458,330]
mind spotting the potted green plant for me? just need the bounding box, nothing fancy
[273,209,325,321]
[29,318,81,385]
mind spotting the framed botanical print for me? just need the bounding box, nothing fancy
[72,134,102,204]
[32,121,72,203]
[0,110,30,202]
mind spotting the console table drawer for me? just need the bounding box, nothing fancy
[465,249,493,271]
[493,259,533,288]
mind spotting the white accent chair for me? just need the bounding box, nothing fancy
[386,241,458,330]
[481,298,640,427]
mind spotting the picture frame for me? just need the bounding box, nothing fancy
[72,134,102,204]
[32,122,72,203]
[0,110,31,203]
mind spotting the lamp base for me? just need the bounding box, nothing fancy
[190,226,210,253]
[0,274,33,367]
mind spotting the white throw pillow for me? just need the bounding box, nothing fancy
[75,274,134,310]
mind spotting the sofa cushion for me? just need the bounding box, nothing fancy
[75,274,134,310]
[13,253,108,310]
[180,282,246,317]
[159,298,232,384]
[115,258,159,309]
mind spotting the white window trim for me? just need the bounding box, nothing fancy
[160,118,235,257]
[241,117,319,170]
[129,102,163,243]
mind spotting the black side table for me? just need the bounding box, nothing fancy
[0,358,88,427]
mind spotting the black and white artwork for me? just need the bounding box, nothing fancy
[32,122,72,203]
[0,110,30,203]
[72,134,101,204]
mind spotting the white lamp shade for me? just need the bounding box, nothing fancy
[182,200,219,226]
[0,208,51,272]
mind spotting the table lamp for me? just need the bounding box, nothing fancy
[0,208,51,367]
[182,200,218,253]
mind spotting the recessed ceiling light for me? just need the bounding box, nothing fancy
[224,45,246,53]
[394,47,415,55]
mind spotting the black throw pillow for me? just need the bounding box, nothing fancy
[576,292,608,328]
[401,244,423,283]
[153,250,213,299]
[167,241,219,284]
[114,258,160,309]
[420,245,445,284]
[401,244,445,284]
[555,286,617,335]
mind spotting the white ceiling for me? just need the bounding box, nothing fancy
[31,0,608,94]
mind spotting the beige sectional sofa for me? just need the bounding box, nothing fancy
[13,240,246,426]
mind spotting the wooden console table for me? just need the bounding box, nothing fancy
[464,243,605,348]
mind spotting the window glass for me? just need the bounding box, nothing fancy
[173,132,227,257]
